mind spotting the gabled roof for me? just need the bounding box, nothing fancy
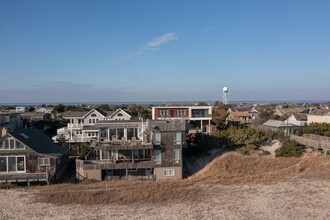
[9,127,68,156]
[309,109,330,116]
[291,114,307,121]
[107,108,132,118]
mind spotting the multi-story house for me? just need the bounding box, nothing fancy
[0,127,68,184]
[53,108,132,143]
[152,106,212,133]
[76,119,187,181]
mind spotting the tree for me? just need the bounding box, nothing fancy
[298,122,330,137]
[54,103,65,113]
[275,140,302,157]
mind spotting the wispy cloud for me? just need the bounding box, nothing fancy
[203,26,217,32]
[147,33,178,47]
[113,32,178,66]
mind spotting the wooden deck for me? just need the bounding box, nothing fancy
[0,173,47,183]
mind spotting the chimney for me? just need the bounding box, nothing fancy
[1,127,7,138]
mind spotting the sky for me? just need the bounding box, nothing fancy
[1,0,330,103]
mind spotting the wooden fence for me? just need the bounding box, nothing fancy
[290,134,330,153]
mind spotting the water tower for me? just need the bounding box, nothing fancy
[223,86,229,105]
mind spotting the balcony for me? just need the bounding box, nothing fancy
[76,159,154,170]
[67,124,83,129]
[0,173,47,183]
[94,138,153,150]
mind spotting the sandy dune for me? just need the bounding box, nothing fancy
[2,152,330,219]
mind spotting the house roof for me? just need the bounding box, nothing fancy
[63,108,130,118]
[227,111,252,123]
[10,127,68,156]
[263,120,288,127]
[263,119,300,128]
[21,112,49,119]
[62,111,87,118]
[309,109,330,116]
[292,114,307,121]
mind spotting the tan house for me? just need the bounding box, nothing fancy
[76,119,187,181]
[307,109,330,124]
[226,111,252,127]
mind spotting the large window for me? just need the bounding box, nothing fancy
[153,132,161,145]
[173,149,181,164]
[159,110,168,117]
[174,132,182,145]
[0,156,25,173]
[1,138,25,150]
[191,109,209,117]
[154,150,161,164]
[101,150,111,160]
[38,158,50,166]
[127,128,138,140]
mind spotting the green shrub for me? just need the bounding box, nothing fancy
[275,140,302,157]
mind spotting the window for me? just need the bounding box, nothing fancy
[1,138,25,150]
[0,156,25,173]
[174,132,182,144]
[91,113,97,117]
[38,158,50,166]
[173,149,181,164]
[0,157,7,172]
[153,132,161,145]
[164,169,175,176]
[117,113,123,117]
[101,150,111,160]
[89,119,92,123]
[159,110,168,117]
[154,150,161,164]
[16,140,25,149]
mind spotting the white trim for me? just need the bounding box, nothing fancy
[107,108,131,119]
[0,155,26,173]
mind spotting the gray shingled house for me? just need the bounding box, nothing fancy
[0,127,68,184]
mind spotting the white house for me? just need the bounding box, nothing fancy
[307,109,330,124]
[53,108,132,143]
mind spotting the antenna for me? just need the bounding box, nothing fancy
[223,86,229,105]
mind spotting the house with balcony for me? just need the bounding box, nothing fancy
[0,127,68,184]
[152,106,212,133]
[53,108,132,143]
[76,119,187,181]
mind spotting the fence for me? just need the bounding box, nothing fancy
[290,134,330,150]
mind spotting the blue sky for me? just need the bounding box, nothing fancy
[1,0,330,103]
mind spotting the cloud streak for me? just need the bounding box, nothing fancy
[114,33,178,66]
[147,33,178,47]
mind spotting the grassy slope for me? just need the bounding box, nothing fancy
[35,152,330,205]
